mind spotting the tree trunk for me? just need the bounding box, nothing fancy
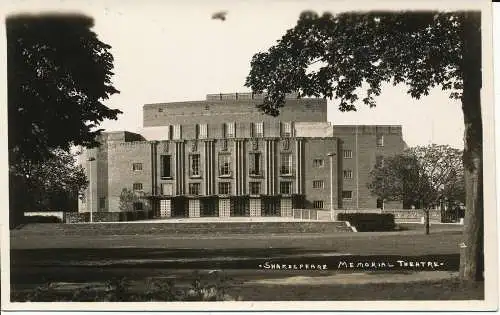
[459,11,483,282]
[424,209,430,235]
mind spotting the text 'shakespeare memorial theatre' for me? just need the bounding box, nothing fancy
[79,92,407,218]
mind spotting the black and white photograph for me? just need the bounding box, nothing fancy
[1,0,498,312]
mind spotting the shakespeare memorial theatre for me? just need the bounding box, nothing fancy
[79,93,407,219]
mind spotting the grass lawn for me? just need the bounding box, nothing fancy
[9,222,479,302]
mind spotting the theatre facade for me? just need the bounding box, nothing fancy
[78,92,407,218]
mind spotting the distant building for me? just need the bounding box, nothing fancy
[79,92,406,218]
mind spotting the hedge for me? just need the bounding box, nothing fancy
[23,215,62,224]
[337,213,396,232]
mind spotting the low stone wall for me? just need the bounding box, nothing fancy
[24,211,65,220]
[292,209,332,221]
[335,209,442,223]
[64,211,153,223]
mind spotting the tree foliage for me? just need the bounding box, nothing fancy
[9,149,88,213]
[245,11,468,115]
[368,145,465,209]
[7,14,121,163]
[119,188,141,212]
[245,10,482,281]
[407,144,465,205]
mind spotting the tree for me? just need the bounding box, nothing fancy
[407,144,465,206]
[368,145,465,233]
[119,188,141,212]
[368,153,434,209]
[7,14,121,227]
[9,149,88,223]
[7,14,121,163]
[245,11,482,281]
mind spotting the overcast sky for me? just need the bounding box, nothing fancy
[3,0,492,149]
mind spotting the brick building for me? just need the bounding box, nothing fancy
[79,93,407,218]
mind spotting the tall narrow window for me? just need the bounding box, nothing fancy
[343,169,353,179]
[132,163,143,171]
[342,191,353,200]
[313,201,324,209]
[280,153,292,175]
[219,154,232,176]
[160,155,172,178]
[167,125,173,140]
[251,122,264,137]
[173,124,181,140]
[199,123,208,139]
[249,153,261,176]
[189,183,201,195]
[190,154,200,177]
[249,182,261,195]
[218,182,231,195]
[280,181,292,194]
[343,150,353,159]
[312,180,324,189]
[313,159,324,168]
[99,197,106,209]
[225,122,235,138]
[376,134,384,147]
[282,122,292,137]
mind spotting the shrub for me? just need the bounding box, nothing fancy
[337,213,396,232]
[23,215,62,223]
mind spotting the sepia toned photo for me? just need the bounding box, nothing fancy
[1,0,497,312]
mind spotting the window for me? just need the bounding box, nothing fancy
[280,153,292,175]
[189,183,201,195]
[225,122,235,138]
[376,134,384,147]
[342,190,353,200]
[251,122,264,137]
[313,159,324,168]
[132,163,143,171]
[343,169,353,179]
[199,123,208,139]
[190,154,200,177]
[133,202,143,210]
[250,182,261,195]
[160,155,172,178]
[167,125,173,140]
[161,183,173,195]
[99,197,106,209]
[313,201,324,209]
[219,154,232,176]
[343,150,353,159]
[249,153,261,176]
[312,180,324,189]
[219,182,231,195]
[280,181,293,194]
[173,124,181,140]
[133,183,143,191]
[282,122,292,137]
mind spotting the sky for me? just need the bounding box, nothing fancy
[2,0,493,149]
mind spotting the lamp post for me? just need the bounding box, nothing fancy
[327,152,336,221]
[88,157,96,223]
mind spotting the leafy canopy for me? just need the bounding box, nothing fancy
[9,149,88,211]
[7,14,121,162]
[245,11,467,116]
[368,144,465,208]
